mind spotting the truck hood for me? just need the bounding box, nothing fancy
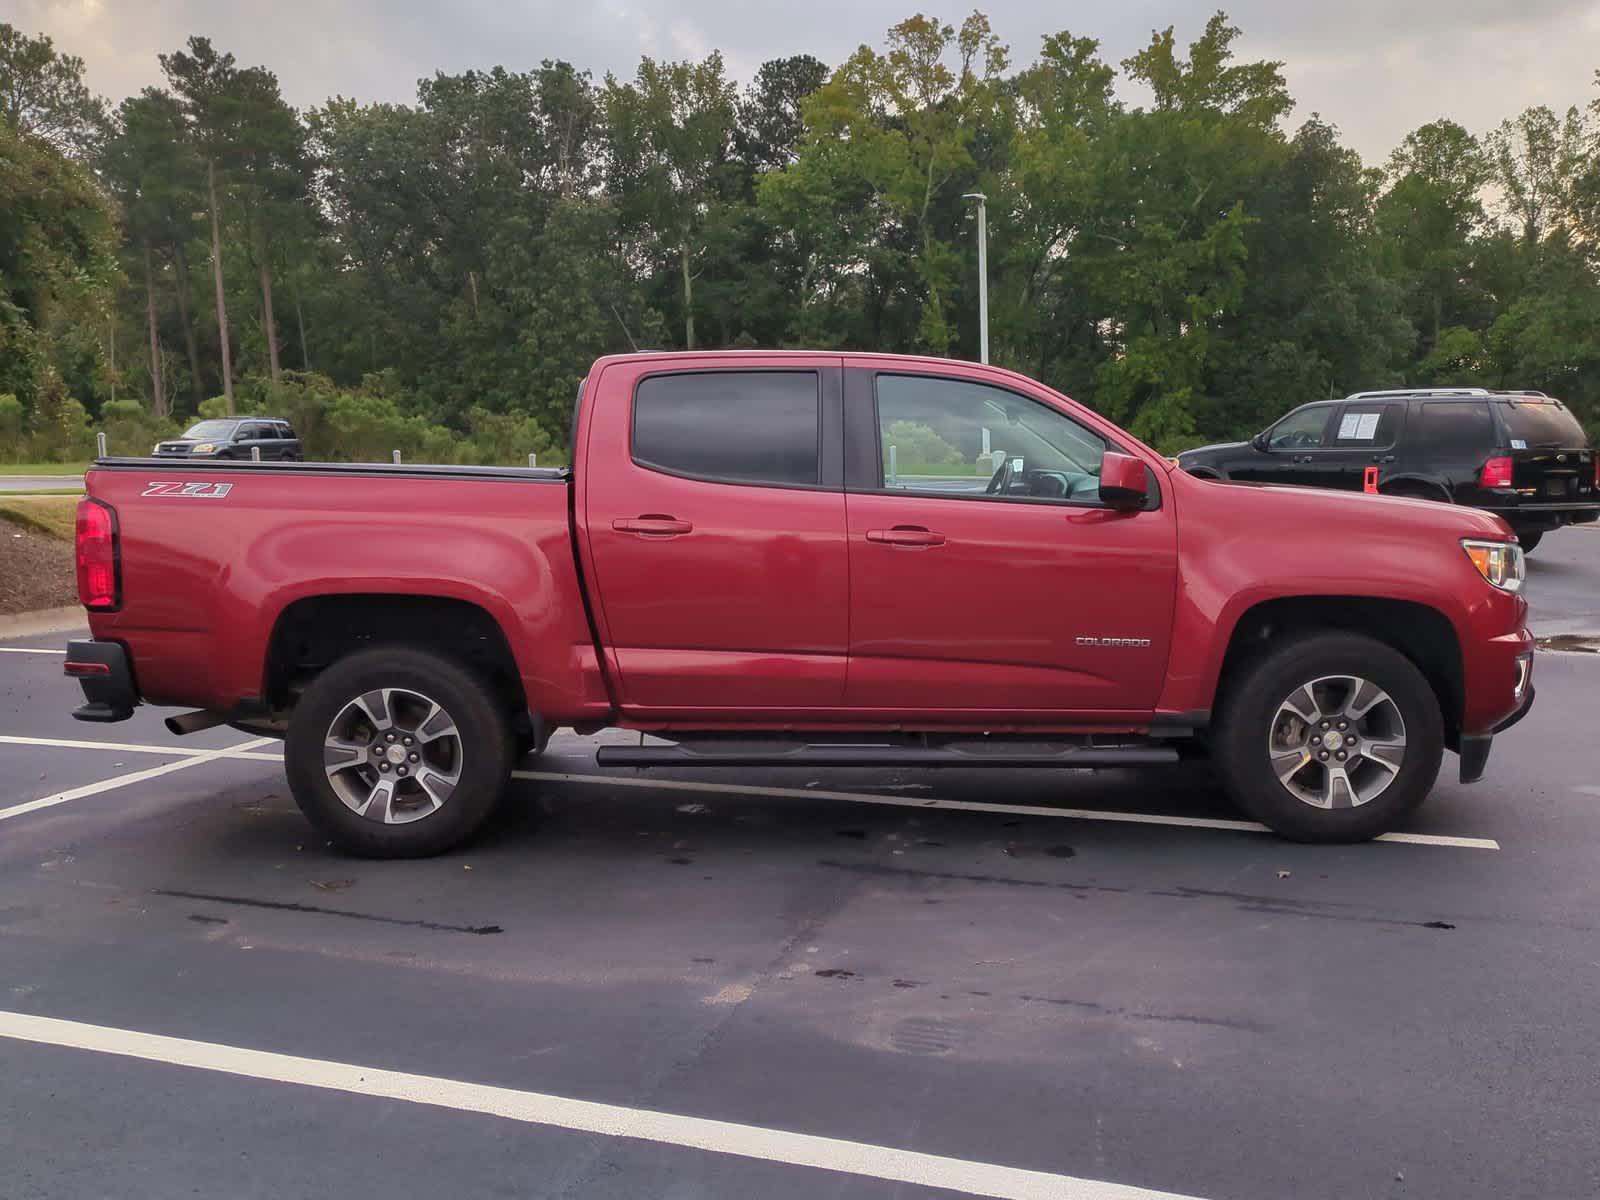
[1201,477,1513,539]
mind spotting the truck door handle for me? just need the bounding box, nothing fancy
[866,526,946,547]
[613,516,693,537]
[1371,455,1395,463]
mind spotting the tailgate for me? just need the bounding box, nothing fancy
[1498,400,1594,500]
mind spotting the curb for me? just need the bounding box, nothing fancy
[0,606,88,640]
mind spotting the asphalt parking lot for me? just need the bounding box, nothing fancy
[2,530,1599,1200]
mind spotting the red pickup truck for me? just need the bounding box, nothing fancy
[66,352,1535,855]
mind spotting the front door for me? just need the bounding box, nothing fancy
[1232,404,1339,485]
[582,360,849,714]
[843,368,1178,717]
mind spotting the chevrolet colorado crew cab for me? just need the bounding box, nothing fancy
[65,352,1536,857]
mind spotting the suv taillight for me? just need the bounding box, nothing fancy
[75,498,119,610]
[1480,456,1514,489]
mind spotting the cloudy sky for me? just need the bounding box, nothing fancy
[15,0,1600,163]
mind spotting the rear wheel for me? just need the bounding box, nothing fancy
[1513,529,1543,554]
[1213,633,1443,842]
[1382,483,1449,503]
[285,647,514,857]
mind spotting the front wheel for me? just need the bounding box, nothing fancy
[1212,633,1444,842]
[284,647,514,857]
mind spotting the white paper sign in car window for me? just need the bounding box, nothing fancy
[1339,412,1381,440]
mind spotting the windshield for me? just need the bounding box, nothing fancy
[180,420,239,441]
[1498,400,1588,448]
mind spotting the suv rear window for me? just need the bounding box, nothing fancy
[633,371,820,487]
[1418,402,1494,454]
[1498,400,1588,447]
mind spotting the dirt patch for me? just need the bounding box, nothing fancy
[1536,634,1599,654]
[0,524,75,615]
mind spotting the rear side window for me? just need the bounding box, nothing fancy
[1332,403,1400,447]
[633,371,820,487]
[1498,400,1588,448]
[1419,402,1494,455]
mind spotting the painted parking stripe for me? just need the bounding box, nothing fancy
[0,738,274,822]
[0,1010,1202,1200]
[515,770,1501,851]
[0,647,67,654]
[0,734,282,760]
[0,734,1497,849]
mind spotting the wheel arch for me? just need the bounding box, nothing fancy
[1379,474,1452,501]
[1212,596,1464,748]
[263,593,530,728]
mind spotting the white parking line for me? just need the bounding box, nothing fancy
[0,647,66,655]
[0,733,1497,848]
[516,770,1502,851]
[0,1010,1203,1200]
[0,738,275,822]
[0,734,282,761]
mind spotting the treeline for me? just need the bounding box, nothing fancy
[2,12,1599,463]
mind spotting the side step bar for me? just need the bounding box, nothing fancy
[595,744,1179,769]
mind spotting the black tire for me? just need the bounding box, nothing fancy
[284,647,514,858]
[1513,529,1543,554]
[1212,633,1444,843]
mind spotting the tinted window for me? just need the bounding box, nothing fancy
[1498,400,1587,447]
[633,371,820,486]
[1419,402,1494,455]
[1267,406,1333,449]
[874,374,1111,503]
[181,419,238,440]
[1332,403,1400,447]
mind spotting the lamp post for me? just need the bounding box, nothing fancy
[961,191,989,364]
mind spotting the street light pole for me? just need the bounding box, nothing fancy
[962,192,989,364]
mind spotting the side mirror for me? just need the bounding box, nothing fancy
[1251,431,1269,451]
[1098,451,1149,510]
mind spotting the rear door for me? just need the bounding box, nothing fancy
[580,358,848,714]
[841,365,1178,716]
[1320,401,1405,490]
[1497,398,1595,505]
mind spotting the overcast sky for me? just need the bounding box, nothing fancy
[15,0,1600,164]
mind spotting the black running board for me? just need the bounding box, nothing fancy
[595,744,1179,769]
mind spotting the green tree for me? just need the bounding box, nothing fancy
[0,24,107,159]
[0,118,117,425]
[601,53,738,349]
[779,13,1007,353]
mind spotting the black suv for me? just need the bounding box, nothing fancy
[154,418,303,462]
[1178,389,1597,551]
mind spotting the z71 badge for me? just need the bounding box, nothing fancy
[141,481,234,498]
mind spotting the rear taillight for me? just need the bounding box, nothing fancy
[1480,456,1514,489]
[75,498,119,611]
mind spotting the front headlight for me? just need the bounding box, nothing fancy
[192,442,216,454]
[1461,539,1525,592]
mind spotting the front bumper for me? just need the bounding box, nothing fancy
[65,640,138,722]
[1457,642,1536,783]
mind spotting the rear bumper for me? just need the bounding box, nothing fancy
[1479,502,1600,530]
[65,640,138,722]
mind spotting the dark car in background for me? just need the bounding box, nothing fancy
[1178,388,1597,552]
[154,418,302,462]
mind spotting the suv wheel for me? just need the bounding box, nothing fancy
[1213,633,1443,842]
[285,648,514,858]
[1513,529,1543,554]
